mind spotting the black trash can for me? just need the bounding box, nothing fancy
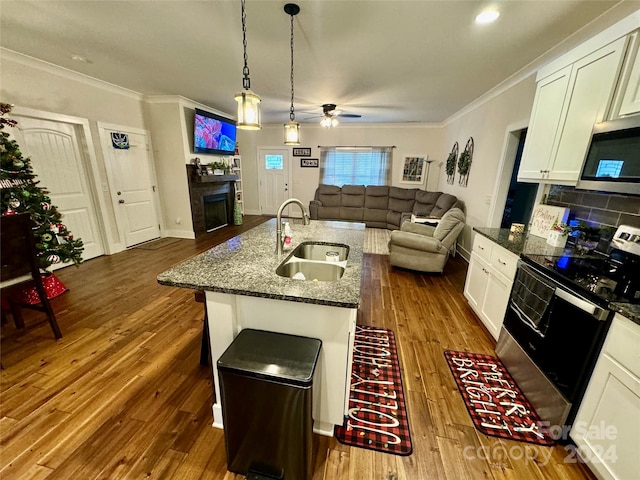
[217,328,322,480]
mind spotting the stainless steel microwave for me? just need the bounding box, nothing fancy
[577,115,640,195]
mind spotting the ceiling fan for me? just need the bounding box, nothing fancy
[318,104,362,127]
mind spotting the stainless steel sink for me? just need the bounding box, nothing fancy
[292,242,349,262]
[276,259,345,281]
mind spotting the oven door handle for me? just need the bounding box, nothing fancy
[554,287,609,321]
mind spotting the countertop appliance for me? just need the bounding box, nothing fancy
[496,225,640,432]
[577,115,640,195]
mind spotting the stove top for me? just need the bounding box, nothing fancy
[522,225,640,306]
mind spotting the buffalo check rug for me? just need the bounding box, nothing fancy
[444,350,555,446]
[335,325,412,456]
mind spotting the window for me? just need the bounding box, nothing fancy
[265,154,284,170]
[319,147,392,186]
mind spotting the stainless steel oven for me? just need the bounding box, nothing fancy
[497,225,640,430]
[496,259,611,428]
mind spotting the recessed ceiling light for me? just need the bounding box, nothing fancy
[475,10,500,24]
[71,54,90,63]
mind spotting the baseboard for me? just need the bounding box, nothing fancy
[162,228,196,239]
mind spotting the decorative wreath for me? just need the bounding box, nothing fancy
[446,142,458,184]
[458,137,474,187]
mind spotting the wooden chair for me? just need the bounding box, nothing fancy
[0,213,62,339]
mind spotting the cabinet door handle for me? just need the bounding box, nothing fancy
[478,246,485,251]
[498,259,506,265]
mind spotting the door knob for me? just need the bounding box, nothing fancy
[119,199,125,204]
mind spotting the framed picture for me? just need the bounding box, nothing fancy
[401,155,426,184]
[300,158,319,168]
[292,147,312,157]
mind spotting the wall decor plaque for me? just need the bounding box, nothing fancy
[292,147,312,157]
[300,158,318,167]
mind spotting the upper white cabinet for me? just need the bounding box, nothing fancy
[613,31,640,117]
[518,37,627,184]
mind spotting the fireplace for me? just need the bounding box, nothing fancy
[186,165,237,237]
[204,194,228,232]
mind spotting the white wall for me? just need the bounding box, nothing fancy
[238,123,445,215]
[0,47,535,258]
[439,76,537,257]
[0,49,148,251]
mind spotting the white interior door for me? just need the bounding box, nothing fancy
[258,148,290,215]
[12,116,104,263]
[101,127,160,247]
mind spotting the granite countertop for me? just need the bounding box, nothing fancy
[609,303,640,325]
[473,227,568,257]
[157,218,365,309]
[474,227,640,327]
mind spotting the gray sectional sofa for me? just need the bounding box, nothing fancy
[309,184,462,230]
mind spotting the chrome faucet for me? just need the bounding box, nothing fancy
[276,198,310,255]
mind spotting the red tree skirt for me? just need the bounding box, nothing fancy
[2,273,68,308]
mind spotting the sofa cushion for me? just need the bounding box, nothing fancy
[388,187,417,213]
[341,185,366,208]
[317,184,341,207]
[432,193,459,218]
[387,210,403,229]
[363,208,388,224]
[434,208,465,242]
[317,206,341,219]
[412,191,444,217]
[365,186,389,210]
[340,207,364,221]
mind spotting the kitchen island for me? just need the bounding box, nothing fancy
[157,218,365,436]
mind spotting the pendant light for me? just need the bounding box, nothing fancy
[235,0,261,130]
[283,3,300,145]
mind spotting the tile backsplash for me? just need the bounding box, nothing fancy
[546,185,640,229]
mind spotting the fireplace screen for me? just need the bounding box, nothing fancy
[204,194,228,232]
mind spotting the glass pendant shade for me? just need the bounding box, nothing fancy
[235,90,261,130]
[284,120,300,145]
[321,116,339,128]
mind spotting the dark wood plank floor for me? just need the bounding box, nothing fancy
[1,216,595,479]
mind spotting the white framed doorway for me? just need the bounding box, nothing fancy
[257,148,291,215]
[9,109,107,265]
[98,123,162,248]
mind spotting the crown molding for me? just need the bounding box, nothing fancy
[145,95,234,118]
[444,7,640,126]
[1,48,144,101]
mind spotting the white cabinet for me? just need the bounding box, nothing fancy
[232,155,244,215]
[518,36,627,184]
[464,234,519,340]
[615,31,640,117]
[571,313,640,480]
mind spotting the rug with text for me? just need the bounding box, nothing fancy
[335,325,412,456]
[444,350,555,446]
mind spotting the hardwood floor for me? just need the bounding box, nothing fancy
[1,216,595,480]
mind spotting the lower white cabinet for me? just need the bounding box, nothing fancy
[464,234,518,340]
[571,313,640,480]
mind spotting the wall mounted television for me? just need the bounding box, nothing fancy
[193,108,237,156]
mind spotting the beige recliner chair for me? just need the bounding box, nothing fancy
[388,207,465,273]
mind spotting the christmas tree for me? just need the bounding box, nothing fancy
[1,103,84,269]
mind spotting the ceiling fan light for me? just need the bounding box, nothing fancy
[331,117,339,127]
[320,116,331,128]
[284,120,300,145]
[235,90,261,130]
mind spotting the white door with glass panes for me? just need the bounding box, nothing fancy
[258,148,290,215]
[101,126,161,248]
[11,116,104,263]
